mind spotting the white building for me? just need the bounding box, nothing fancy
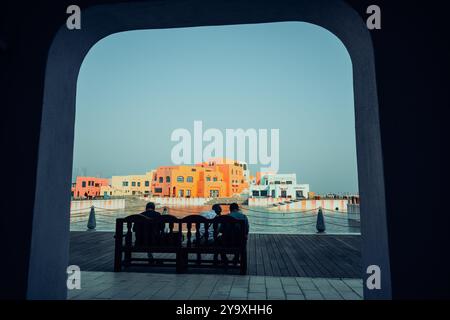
[250,173,310,199]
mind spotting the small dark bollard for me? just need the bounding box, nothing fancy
[316,208,326,233]
[87,206,96,231]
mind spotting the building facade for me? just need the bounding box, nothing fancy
[250,173,310,199]
[101,171,154,197]
[151,161,248,198]
[71,176,110,198]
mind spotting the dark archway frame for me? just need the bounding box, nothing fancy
[30,0,391,299]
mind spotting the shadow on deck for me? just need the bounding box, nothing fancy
[70,231,362,278]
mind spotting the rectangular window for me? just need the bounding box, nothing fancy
[122,181,128,187]
[210,190,219,197]
[145,181,149,187]
[286,181,292,184]
[261,190,268,197]
[187,176,193,183]
[159,177,163,183]
[131,182,136,187]
[186,189,191,197]
[154,188,162,193]
[137,182,140,187]
[177,176,184,182]
[82,181,86,188]
[213,177,218,182]
[166,176,170,183]
[206,176,211,182]
[252,190,260,197]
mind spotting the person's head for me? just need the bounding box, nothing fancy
[229,203,239,213]
[145,202,156,211]
[212,204,222,215]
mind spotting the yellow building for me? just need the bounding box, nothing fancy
[104,171,155,196]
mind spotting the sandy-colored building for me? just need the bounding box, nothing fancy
[102,171,155,196]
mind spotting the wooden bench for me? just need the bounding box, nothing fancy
[114,214,248,274]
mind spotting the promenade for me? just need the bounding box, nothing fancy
[69,231,363,300]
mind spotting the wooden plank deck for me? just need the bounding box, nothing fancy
[69,231,362,278]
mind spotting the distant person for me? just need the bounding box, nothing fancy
[161,207,169,233]
[199,204,222,242]
[218,203,249,264]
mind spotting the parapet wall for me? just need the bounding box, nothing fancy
[248,197,349,212]
[70,198,125,213]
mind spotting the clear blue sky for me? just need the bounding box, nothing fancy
[73,21,358,194]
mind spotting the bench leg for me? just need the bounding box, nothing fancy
[177,251,188,273]
[176,251,183,273]
[114,248,122,272]
[114,255,122,272]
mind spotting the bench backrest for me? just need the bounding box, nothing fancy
[181,215,246,249]
[120,214,181,248]
[116,214,247,250]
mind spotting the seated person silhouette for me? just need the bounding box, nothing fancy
[199,204,222,244]
[134,202,162,264]
[218,203,249,265]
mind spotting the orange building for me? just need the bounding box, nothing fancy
[151,161,247,198]
[71,176,109,198]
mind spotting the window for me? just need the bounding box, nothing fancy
[286,181,292,184]
[166,176,170,183]
[159,177,163,183]
[145,181,149,187]
[186,176,193,183]
[186,190,191,197]
[213,177,217,182]
[154,175,157,181]
[252,190,260,197]
[131,182,136,187]
[177,176,184,182]
[261,190,268,197]
[82,181,86,188]
[210,190,219,197]
[154,187,162,193]
[122,181,128,187]
[178,189,184,197]
[137,182,140,187]
[95,183,99,187]
[275,181,281,185]
[206,176,211,182]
